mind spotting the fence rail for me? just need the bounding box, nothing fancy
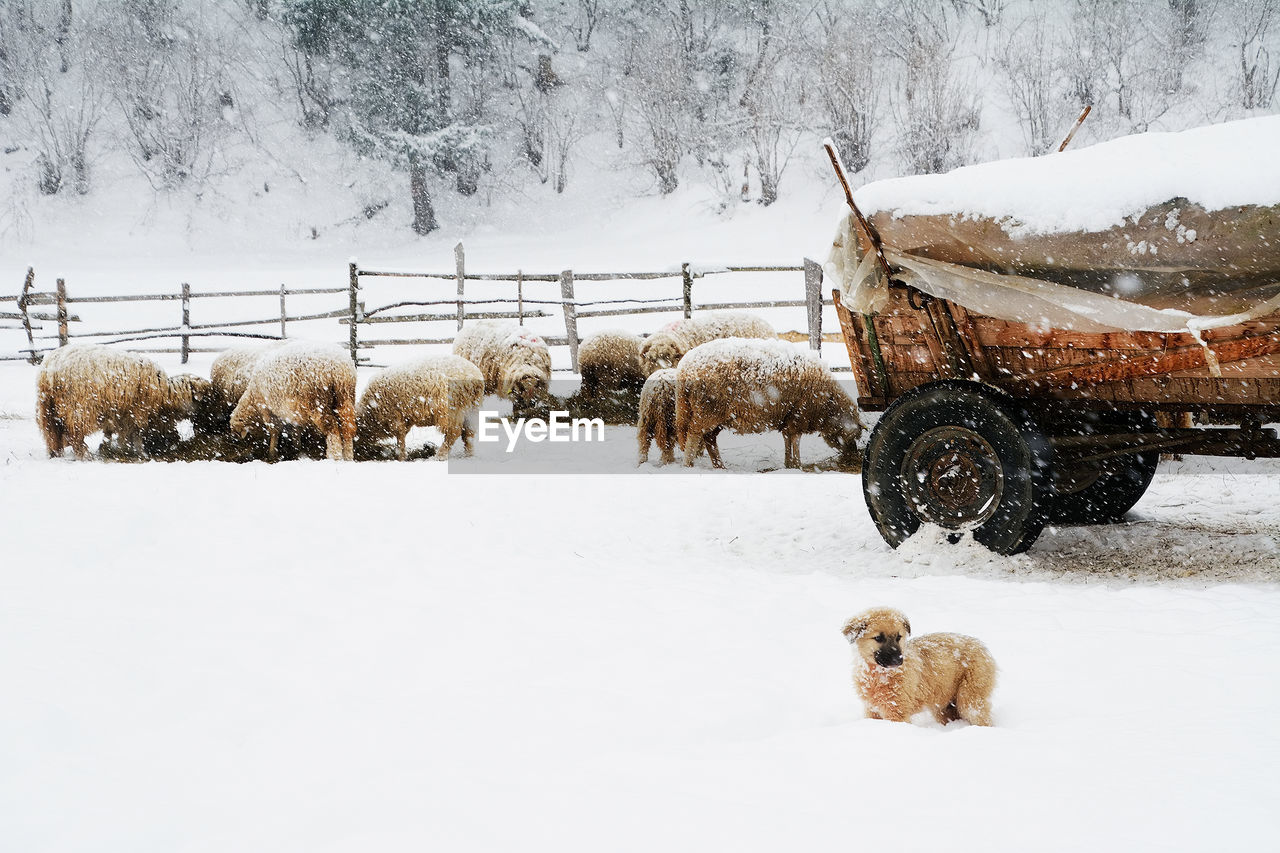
[4,247,831,368]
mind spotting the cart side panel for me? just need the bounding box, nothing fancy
[835,282,1280,415]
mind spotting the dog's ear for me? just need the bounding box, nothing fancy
[841,615,868,641]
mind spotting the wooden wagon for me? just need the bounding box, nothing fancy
[824,123,1280,555]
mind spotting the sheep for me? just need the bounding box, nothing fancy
[207,341,285,431]
[35,343,213,460]
[639,311,777,376]
[229,341,357,461]
[578,329,645,396]
[636,368,678,466]
[452,321,552,411]
[674,338,864,470]
[356,355,485,461]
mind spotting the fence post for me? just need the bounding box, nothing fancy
[455,242,465,330]
[56,278,68,347]
[279,283,287,340]
[19,266,36,363]
[180,282,191,363]
[348,260,360,366]
[517,270,524,326]
[560,269,579,372]
[804,258,823,352]
[682,262,693,319]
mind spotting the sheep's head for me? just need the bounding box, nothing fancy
[176,375,222,434]
[355,396,392,442]
[821,407,865,467]
[503,365,549,405]
[639,334,685,375]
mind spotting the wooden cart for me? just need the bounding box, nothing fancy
[833,277,1280,555]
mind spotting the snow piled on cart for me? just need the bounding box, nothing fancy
[827,116,1280,333]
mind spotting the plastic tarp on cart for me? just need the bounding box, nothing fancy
[826,116,1280,334]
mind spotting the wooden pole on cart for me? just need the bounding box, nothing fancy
[1057,105,1091,152]
[822,141,893,283]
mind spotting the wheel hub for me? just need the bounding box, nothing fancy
[901,426,1004,528]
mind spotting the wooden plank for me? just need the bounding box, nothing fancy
[561,269,580,371]
[1011,334,1280,393]
[946,302,994,380]
[350,310,550,324]
[831,288,881,401]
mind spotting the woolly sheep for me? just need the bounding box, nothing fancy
[452,321,552,409]
[229,341,357,461]
[207,341,285,431]
[356,355,484,461]
[639,312,776,376]
[36,343,213,460]
[578,329,645,396]
[636,368,678,466]
[674,338,864,469]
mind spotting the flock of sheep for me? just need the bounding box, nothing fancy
[34,311,864,469]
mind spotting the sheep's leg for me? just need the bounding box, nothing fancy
[784,433,801,469]
[706,428,724,469]
[682,433,703,467]
[460,414,475,457]
[266,425,281,462]
[637,419,651,465]
[435,428,458,461]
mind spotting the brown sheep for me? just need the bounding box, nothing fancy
[207,341,285,431]
[578,329,645,396]
[453,321,552,410]
[636,368,678,466]
[674,338,864,469]
[639,312,776,376]
[356,355,485,461]
[36,344,213,460]
[229,341,356,461]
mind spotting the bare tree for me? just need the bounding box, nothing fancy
[103,5,236,189]
[881,0,980,174]
[1230,0,1280,109]
[1,0,106,194]
[998,12,1060,154]
[811,0,880,174]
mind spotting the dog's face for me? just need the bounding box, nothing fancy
[842,607,911,669]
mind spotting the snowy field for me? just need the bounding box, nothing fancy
[2,123,1280,851]
[2,350,1279,851]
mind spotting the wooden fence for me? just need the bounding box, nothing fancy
[1,266,349,363]
[344,244,827,370]
[3,248,829,369]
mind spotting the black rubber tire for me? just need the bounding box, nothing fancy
[862,382,1052,556]
[1047,412,1160,524]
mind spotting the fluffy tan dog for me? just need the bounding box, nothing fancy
[841,607,996,726]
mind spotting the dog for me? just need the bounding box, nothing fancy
[842,607,996,726]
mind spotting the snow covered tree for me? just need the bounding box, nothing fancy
[283,0,551,235]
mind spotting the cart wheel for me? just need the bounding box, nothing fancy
[1048,412,1160,524]
[862,382,1052,555]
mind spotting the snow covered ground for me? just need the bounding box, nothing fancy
[2,133,1280,850]
[1,351,1279,851]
